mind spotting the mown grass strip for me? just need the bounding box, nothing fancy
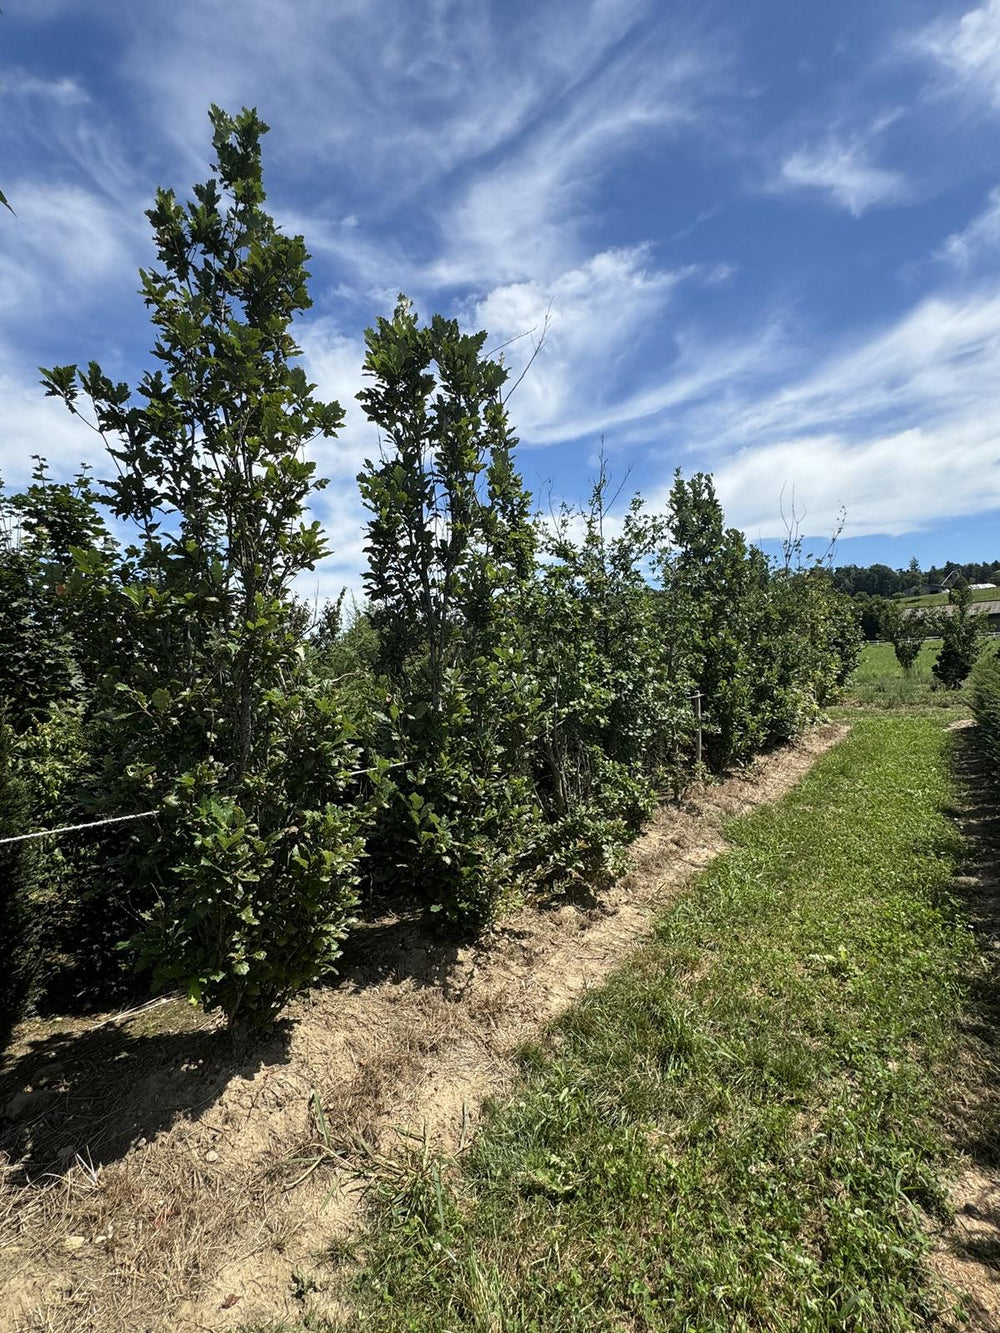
[284,714,973,1332]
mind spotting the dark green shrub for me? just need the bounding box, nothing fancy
[357,297,541,927]
[933,583,983,689]
[659,475,773,768]
[0,711,40,1044]
[765,569,862,736]
[0,461,120,733]
[42,107,370,1030]
[854,593,893,642]
[659,474,858,769]
[529,477,692,888]
[3,703,129,1012]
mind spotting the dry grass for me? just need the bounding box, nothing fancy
[0,725,844,1333]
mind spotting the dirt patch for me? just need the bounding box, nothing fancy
[0,724,845,1333]
[930,725,1000,1330]
[934,1169,1000,1331]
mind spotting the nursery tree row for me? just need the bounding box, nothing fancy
[0,108,861,1040]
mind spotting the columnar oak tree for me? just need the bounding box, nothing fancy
[42,107,369,1028]
[357,298,540,925]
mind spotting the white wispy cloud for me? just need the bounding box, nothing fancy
[118,0,657,194]
[642,285,1000,538]
[777,137,906,215]
[0,354,105,488]
[472,250,748,446]
[712,423,1000,539]
[914,0,1000,109]
[938,186,1000,268]
[0,62,143,208]
[701,289,1000,447]
[0,67,151,349]
[220,2,723,311]
[424,44,717,289]
[473,248,679,438]
[0,69,89,104]
[0,181,143,325]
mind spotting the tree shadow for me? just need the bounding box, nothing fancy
[0,1009,292,1184]
[334,906,466,994]
[1,890,525,1186]
[331,893,538,1003]
[944,723,1000,1168]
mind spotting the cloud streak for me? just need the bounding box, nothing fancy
[939,187,1000,268]
[655,286,1000,538]
[914,0,1000,110]
[776,137,906,216]
[4,0,1000,578]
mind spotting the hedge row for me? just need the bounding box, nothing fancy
[0,107,862,1039]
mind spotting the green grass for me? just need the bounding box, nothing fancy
[287,714,970,1332]
[898,586,999,607]
[847,639,978,708]
[852,639,943,683]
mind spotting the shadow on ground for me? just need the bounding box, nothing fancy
[949,725,1000,1161]
[935,723,1000,1327]
[333,897,471,997]
[0,889,495,1186]
[0,1011,293,1183]
[0,893,491,1186]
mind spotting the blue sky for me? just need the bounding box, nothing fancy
[3,0,1000,597]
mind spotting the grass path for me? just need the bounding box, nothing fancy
[293,714,976,1332]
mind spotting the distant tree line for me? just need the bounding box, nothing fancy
[832,559,1000,599]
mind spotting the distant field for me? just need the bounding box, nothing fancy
[848,637,993,708]
[853,639,942,682]
[849,639,953,708]
[898,587,998,607]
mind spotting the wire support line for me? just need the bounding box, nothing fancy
[0,809,161,847]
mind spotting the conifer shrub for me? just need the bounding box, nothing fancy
[933,582,983,689]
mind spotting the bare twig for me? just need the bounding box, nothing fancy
[502,303,553,405]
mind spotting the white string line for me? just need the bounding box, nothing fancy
[0,809,160,847]
[0,761,404,849]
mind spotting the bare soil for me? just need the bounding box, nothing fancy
[0,725,844,1333]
